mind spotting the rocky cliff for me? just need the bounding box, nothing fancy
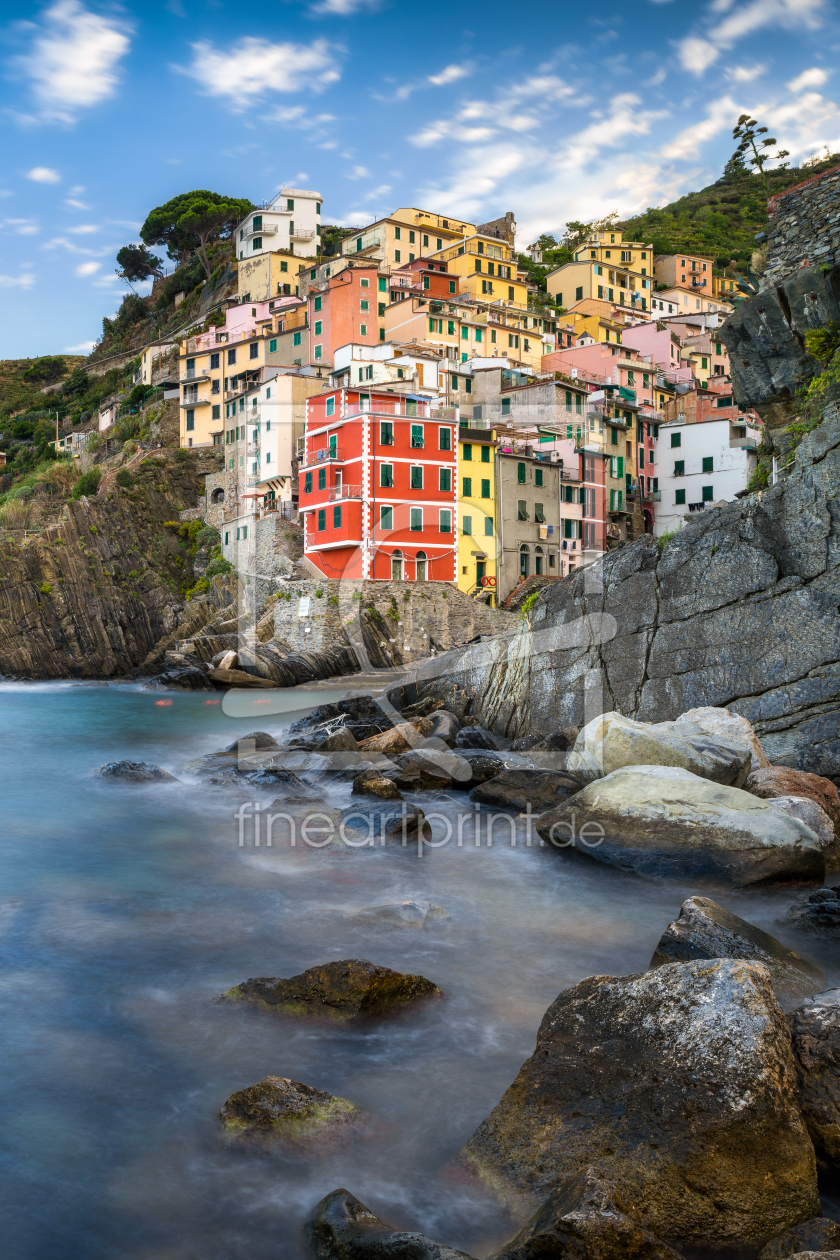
[0,451,217,678]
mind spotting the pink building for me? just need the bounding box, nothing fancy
[618,322,692,384]
[541,342,657,409]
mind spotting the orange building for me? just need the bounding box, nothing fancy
[307,262,386,368]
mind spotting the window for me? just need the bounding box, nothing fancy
[410,507,423,532]
[576,286,583,301]
[227,348,237,365]
[439,427,451,450]
[315,345,322,359]
[314,296,322,312]
[535,502,545,523]
[360,299,369,311]
[518,500,528,521]
[674,460,685,476]
[249,342,259,360]
[333,505,342,528]
[410,465,423,489]
[508,334,519,349]
[481,478,490,499]
[210,352,220,369]
[439,509,452,532]
[463,515,472,535]
[439,467,451,492]
[293,331,301,346]
[463,476,472,497]
[212,404,220,420]
[517,462,526,483]
[671,432,681,447]
[436,238,442,250]
[380,464,393,487]
[702,456,714,473]
[394,249,401,263]
[534,468,543,487]
[280,261,288,273]
[318,468,326,490]
[211,378,220,394]
[411,424,424,448]
[702,485,714,501]
[360,278,369,288]
[448,280,456,294]
[380,505,393,530]
[317,508,326,530]
[269,338,277,352]
[675,489,686,505]
[395,227,401,240]
[252,238,262,250]
[501,397,511,416]
[185,410,194,431]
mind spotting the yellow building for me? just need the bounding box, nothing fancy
[384,290,549,376]
[712,273,741,301]
[458,425,498,603]
[238,248,300,301]
[339,208,476,269]
[430,232,528,309]
[546,228,655,313]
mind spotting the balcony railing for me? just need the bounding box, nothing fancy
[649,489,661,501]
[329,485,362,501]
[292,227,315,240]
[304,446,344,466]
[246,442,260,455]
[730,436,757,449]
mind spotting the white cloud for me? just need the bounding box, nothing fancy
[17,225,39,235]
[659,96,739,160]
[175,38,340,109]
[18,1,132,124]
[309,0,377,13]
[0,273,36,289]
[364,183,392,200]
[725,63,767,82]
[428,64,470,87]
[75,261,100,276]
[69,184,85,194]
[68,224,98,234]
[27,167,61,183]
[64,339,95,352]
[64,198,90,209]
[677,36,720,74]
[678,0,827,76]
[346,165,371,179]
[644,68,666,87]
[787,66,829,92]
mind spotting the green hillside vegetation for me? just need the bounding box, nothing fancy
[0,356,87,419]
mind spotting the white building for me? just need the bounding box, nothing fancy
[237,188,323,262]
[654,416,760,536]
[652,288,732,317]
[330,341,445,394]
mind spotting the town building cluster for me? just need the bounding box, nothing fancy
[159,188,761,604]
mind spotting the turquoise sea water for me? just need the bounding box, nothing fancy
[1,682,836,1259]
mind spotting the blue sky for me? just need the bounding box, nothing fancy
[1,0,839,359]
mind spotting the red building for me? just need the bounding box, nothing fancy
[301,387,459,582]
[308,263,386,368]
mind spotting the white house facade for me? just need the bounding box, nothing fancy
[237,188,323,262]
[654,416,760,536]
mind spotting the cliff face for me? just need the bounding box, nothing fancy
[0,453,214,678]
[411,399,840,780]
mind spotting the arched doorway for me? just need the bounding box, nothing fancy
[643,510,653,535]
[210,487,225,504]
[535,546,543,575]
[416,551,427,582]
[391,549,403,581]
[519,545,529,578]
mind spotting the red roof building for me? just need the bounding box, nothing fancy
[301,387,459,582]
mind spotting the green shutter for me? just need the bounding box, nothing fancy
[617,456,624,477]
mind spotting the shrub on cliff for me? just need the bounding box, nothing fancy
[72,469,102,499]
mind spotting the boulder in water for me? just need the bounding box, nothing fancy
[768,795,839,866]
[97,761,178,783]
[536,765,825,887]
[223,958,441,1021]
[352,771,404,801]
[745,766,840,839]
[462,959,819,1251]
[470,768,583,813]
[338,800,427,842]
[305,1188,476,1260]
[416,709,462,747]
[495,1166,682,1260]
[789,987,840,1167]
[454,726,500,751]
[679,705,770,772]
[218,1075,360,1144]
[650,895,825,1006]
[758,1218,840,1260]
[358,722,418,755]
[225,731,280,754]
[783,885,840,935]
[567,711,752,787]
[315,727,360,753]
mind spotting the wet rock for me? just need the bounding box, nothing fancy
[470,768,583,813]
[758,1218,840,1260]
[288,704,341,734]
[789,987,840,1166]
[316,728,360,753]
[338,800,427,842]
[97,760,179,783]
[567,712,752,787]
[679,705,770,772]
[208,665,279,689]
[218,1075,360,1143]
[225,731,280,754]
[529,730,573,753]
[537,765,825,887]
[358,722,418,756]
[452,750,521,789]
[769,795,839,866]
[495,1166,683,1260]
[416,709,462,747]
[783,885,840,936]
[746,766,840,846]
[306,1188,476,1260]
[238,762,311,790]
[510,735,542,752]
[388,749,470,791]
[223,958,441,1022]
[462,959,819,1251]
[213,649,238,669]
[786,1252,840,1259]
[151,664,216,691]
[352,771,404,801]
[650,895,825,1007]
[353,900,448,928]
[454,726,500,751]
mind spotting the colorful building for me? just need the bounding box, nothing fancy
[339,209,476,270]
[306,261,386,368]
[653,253,713,293]
[655,409,761,538]
[429,232,527,309]
[545,227,655,314]
[457,424,498,602]
[236,188,323,262]
[300,387,458,582]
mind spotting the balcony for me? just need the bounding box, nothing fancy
[348,234,381,254]
[649,489,661,501]
[305,446,344,466]
[245,223,278,238]
[291,227,315,240]
[246,442,260,455]
[181,370,210,382]
[329,485,362,501]
[730,436,757,449]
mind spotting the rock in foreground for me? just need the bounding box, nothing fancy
[536,765,825,887]
[462,959,819,1251]
[470,768,583,814]
[567,712,752,787]
[96,760,179,782]
[650,895,825,1006]
[223,959,441,1022]
[789,987,840,1166]
[495,1166,682,1260]
[338,801,427,842]
[306,1188,476,1260]
[745,766,840,838]
[766,795,840,868]
[758,1218,840,1260]
[218,1075,359,1143]
[783,885,840,936]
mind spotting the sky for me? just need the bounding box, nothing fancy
[1,0,839,360]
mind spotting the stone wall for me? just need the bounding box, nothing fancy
[765,165,840,287]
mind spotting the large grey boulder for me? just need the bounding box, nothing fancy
[567,711,752,786]
[679,705,770,772]
[789,987,840,1166]
[306,1188,476,1260]
[462,959,820,1252]
[536,765,825,887]
[769,795,839,867]
[650,895,825,1006]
